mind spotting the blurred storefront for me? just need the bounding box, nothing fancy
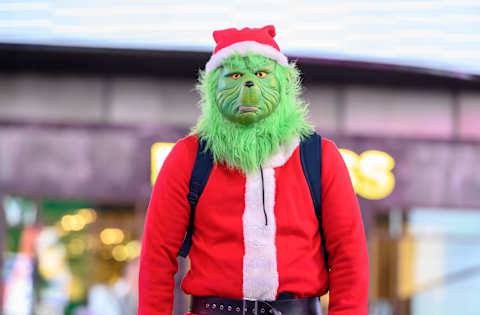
[370,207,480,315]
[1,124,221,315]
[332,136,480,315]
[0,122,188,315]
[2,197,139,315]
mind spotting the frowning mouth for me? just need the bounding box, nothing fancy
[238,106,258,112]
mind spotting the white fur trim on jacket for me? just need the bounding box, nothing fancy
[263,137,300,169]
[242,137,299,300]
[205,41,289,72]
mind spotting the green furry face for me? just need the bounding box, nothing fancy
[192,53,313,174]
[216,55,280,125]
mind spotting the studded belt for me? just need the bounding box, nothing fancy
[190,296,322,315]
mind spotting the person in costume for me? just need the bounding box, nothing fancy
[139,25,368,315]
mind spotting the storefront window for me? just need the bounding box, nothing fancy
[408,208,480,315]
[370,207,480,315]
[2,196,140,315]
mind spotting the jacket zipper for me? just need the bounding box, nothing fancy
[260,166,268,226]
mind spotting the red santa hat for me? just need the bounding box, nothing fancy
[205,25,288,72]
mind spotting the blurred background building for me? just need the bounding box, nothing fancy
[1,1,480,315]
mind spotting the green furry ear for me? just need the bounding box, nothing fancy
[192,55,313,174]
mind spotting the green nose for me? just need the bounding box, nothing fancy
[241,83,260,105]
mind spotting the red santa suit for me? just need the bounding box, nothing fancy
[139,134,369,315]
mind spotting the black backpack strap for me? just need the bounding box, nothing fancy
[300,133,329,272]
[178,138,214,258]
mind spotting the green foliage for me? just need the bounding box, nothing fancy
[191,53,313,174]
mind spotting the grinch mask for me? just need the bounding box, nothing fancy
[192,53,313,174]
[216,55,280,125]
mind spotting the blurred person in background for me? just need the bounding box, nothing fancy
[139,25,368,315]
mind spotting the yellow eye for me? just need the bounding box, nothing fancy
[256,71,268,78]
[230,73,242,79]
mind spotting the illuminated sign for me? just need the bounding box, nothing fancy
[150,142,175,185]
[151,143,396,200]
[339,149,395,200]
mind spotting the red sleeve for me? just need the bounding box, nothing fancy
[138,136,198,315]
[321,139,369,315]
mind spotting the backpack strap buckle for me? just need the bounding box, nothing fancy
[187,191,199,205]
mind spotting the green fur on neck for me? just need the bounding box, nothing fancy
[191,54,313,174]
